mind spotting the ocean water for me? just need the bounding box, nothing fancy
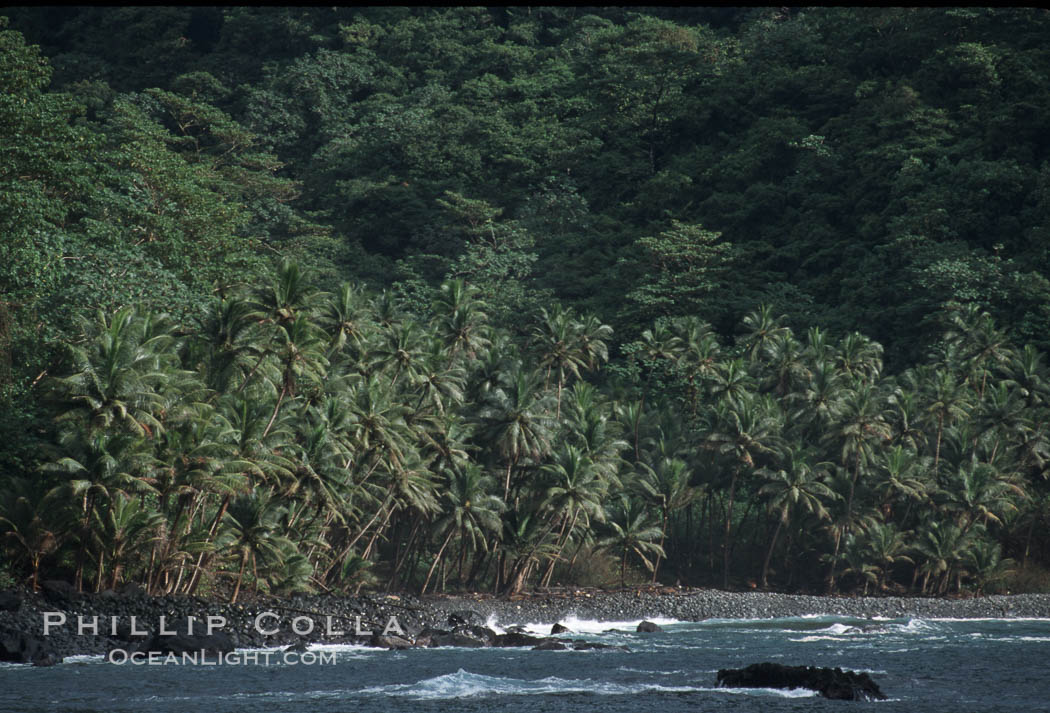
[3,615,1049,712]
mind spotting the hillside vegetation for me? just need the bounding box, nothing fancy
[2,8,1050,597]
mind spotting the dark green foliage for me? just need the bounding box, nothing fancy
[4,9,1050,596]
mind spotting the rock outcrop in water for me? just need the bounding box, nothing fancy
[0,626,63,666]
[717,662,886,701]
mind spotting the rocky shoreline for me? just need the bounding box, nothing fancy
[3,583,1050,664]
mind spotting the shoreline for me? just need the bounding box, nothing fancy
[429,587,1050,624]
[3,585,1050,663]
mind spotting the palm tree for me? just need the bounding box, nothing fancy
[710,357,754,403]
[434,279,491,364]
[499,511,558,595]
[193,294,262,393]
[262,313,329,438]
[287,407,354,530]
[250,258,321,326]
[345,375,412,475]
[1006,345,1050,409]
[911,520,971,594]
[634,456,696,584]
[637,322,684,365]
[595,495,665,587]
[321,282,374,363]
[413,340,466,416]
[756,448,834,588]
[862,522,913,591]
[886,384,927,451]
[422,465,504,593]
[0,478,60,591]
[91,493,165,591]
[576,314,613,373]
[704,391,785,588]
[152,403,257,594]
[222,491,295,603]
[538,445,609,586]
[943,305,1012,399]
[532,305,607,417]
[51,306,171,438]
[767,332,811,396]
[872,445,931,517]
[837,533,879,594]
[671,316,720,412]
[478,365,557,501]
[790,360,845,433]
[739,304,788,364]
[965,537,1014,595]
[828,382,891,529]
[975,382,1029,461]
[922,367,973,472]
[370,320,426,388]
[564,383,629,464]
[836,332,883,384]
[942,459,1026,535]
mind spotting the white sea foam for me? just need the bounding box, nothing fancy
[359,669,819,699]
[616,666,690,675]
[511,614,681,636]
[61,654,107,664]
[484,613,505,634]
[819,622,854,635]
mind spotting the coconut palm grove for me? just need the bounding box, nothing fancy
[2,7,1050,601]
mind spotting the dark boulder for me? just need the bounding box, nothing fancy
[134,617,234,657]
[41,580,78,603]
[493,632,543,648]
[717,663,886,701]
[0,591,21,612]
[118,582,146,598]
[551,623,570,635]
[370,633,413,650]
[636,621,662,633]
[533,640,568,651]
[454,624,497,646]
[412,627,448,648]
[283,640,309,654]
[422,625,495,648]
[440,631,487,648]
[446,610,485,628]
[0,627,64,666]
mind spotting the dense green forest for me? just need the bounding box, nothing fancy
[2,7,1050,598]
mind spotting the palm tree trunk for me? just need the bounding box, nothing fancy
[826,527,843,594]
[389,515,423,590]
[421,529,456,595]
[95,549,105,593]
[934,413,944,472]
[231,550,247,603]
[261,386,287,439]
[187,493,234,595]
[323,491,395,579]
[235,351,270,393]
[541,509,575,588]
[722,471,738,589]
[651,509,669,585]
[761,514,785,589]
